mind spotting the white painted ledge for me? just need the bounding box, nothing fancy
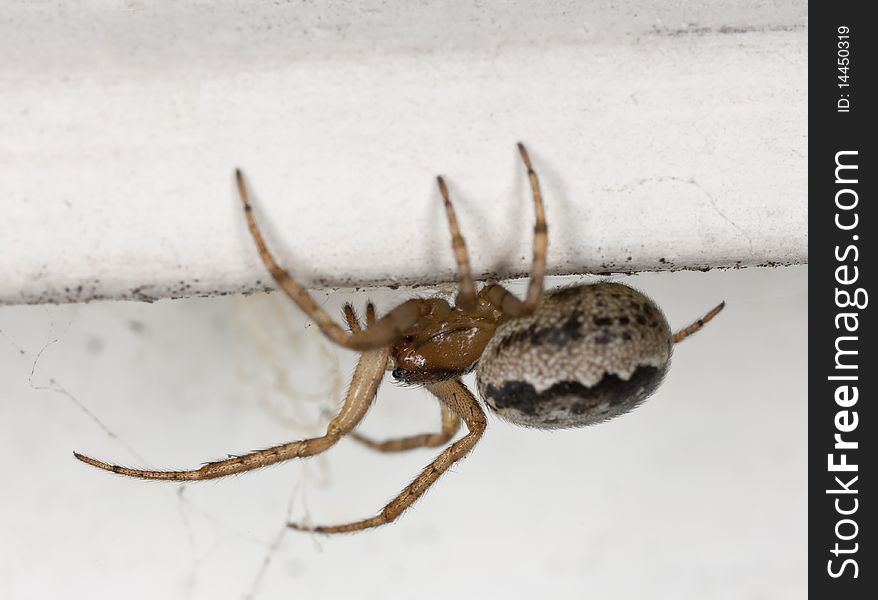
[0,1,807,305]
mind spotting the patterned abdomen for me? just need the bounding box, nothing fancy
[476,283,672,429]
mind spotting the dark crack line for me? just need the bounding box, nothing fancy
[600,175,755,257]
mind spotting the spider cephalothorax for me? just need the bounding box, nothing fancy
[75,144,723,534]
[389,295,499,385]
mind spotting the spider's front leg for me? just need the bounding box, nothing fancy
[481,143,548,317]
[289,379,486,534]
[437,143,547,316]
[436,175,477,311]
[74,343,391,481]
[236,170,442,351]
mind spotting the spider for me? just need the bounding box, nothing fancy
[75,144,724,534]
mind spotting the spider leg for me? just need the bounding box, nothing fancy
[343,303,362,332]
[436,176,477,311]
[289,379,486,534]
[343,301,377,333]
[672,301,726,344]
[74,343,391,481]
[236,170,432,350]
[347,302,461,454]
[481,143,548,317]
[350,402,461,452]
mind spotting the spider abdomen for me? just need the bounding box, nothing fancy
[476,283,672,429]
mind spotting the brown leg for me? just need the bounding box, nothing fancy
[74,343,391,481]
[289,379,486,533]
[344,302,379,334]
[436,176,477,311]
[672,301,726,344]
[350,402,461,453]
[236,170,432,350]
[347,299,461,453]
[481,143,548,317]
[343,304,359,332]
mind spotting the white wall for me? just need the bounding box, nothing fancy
[0,267,806,599]
[2,2,806,305]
